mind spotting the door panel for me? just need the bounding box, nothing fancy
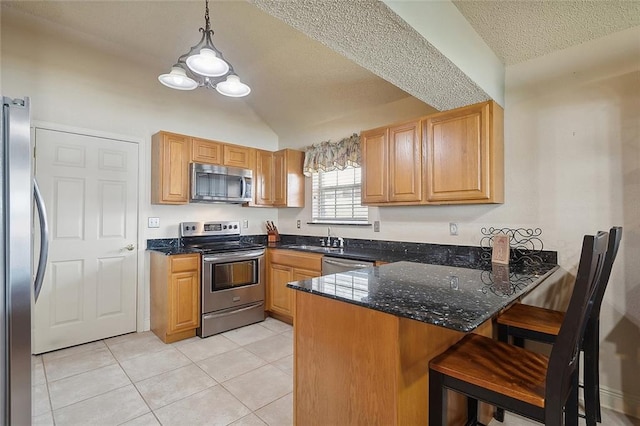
[425,103,490,201]
[34,128,139,354]
[389,121,422,202]
[361,128,388,203]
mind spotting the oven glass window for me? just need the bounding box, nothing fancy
[211,260,258,291]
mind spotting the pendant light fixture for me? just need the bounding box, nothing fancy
[158,0,250,97]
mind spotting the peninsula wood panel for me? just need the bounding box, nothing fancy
[151,132,190,204]
[294,291,493,425]
[388,120,422,202]
[361,127,388,203]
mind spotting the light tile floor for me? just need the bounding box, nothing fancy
[32,317,294,426]
[32,316,640,426]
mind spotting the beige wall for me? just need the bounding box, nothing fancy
[3,4,638,416]
[1,9,279,330]
[279,35,640,414]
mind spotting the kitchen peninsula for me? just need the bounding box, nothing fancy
[287,261,559,425]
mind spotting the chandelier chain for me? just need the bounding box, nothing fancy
[204,0,211,32]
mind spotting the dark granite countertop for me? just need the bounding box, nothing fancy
[147,246,202,256]
[287,261,560,332]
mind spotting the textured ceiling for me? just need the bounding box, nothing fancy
[453,0,640,65]
[251,0,490,111]
[1,1,421,140]
[2,0,638,137]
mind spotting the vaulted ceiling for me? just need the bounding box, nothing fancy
[2,0,637,138]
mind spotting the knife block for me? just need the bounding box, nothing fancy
[268,233,280,243]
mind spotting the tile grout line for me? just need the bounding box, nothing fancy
[38,319,294,426]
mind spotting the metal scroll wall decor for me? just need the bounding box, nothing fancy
[480,227,546,297]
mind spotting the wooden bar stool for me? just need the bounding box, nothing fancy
[429,231,609,426]
[496,227,622,425]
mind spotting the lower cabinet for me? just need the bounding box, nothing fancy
[150,252,200,343]
[267,249,322,323]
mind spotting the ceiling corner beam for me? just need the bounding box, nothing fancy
[250,0,502,110]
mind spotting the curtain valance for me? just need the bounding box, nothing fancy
[302,133,360,177]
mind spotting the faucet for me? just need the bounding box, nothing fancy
[326,227,332,247]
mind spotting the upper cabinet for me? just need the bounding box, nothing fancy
[191,137,253,169]
[361,127,388,203]
[255,149,274,206]
[361,100,504,206]
[151,131,190,204]
[223,145,253,169]
[254,149,304,208]
[191,137,221,164]
[361,120,422,204]
[423,101,503,204]
[152,131,260,205]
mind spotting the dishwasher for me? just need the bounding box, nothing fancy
[321,256,375,275]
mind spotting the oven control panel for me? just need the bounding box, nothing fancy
[180,221,241,237]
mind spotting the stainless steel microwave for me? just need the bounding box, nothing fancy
[190,163,253,203]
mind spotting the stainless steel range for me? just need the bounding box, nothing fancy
[180,221,265,338]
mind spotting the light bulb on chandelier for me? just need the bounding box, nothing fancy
[158,0,250,97]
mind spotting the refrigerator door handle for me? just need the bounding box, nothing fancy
[33,178,49,302]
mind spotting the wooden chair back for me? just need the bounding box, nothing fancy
[589,226,622,320]
[545,231,609,422]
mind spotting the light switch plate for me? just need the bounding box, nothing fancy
[148,217,160,228]
[449,222,459,236]
[374,221,380,232]
[242,220,249,229]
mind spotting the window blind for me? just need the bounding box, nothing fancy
[311,167,368,223]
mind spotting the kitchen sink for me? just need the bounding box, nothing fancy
[283,244,343,253]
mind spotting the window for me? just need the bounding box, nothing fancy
[311,167,368,224]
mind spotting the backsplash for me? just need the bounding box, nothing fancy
[147,234,557,268]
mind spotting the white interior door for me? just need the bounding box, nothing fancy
[33,128,139,354]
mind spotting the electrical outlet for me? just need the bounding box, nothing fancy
[374,221,380,232]
[296,220,301,229]
[242,220,249,229]
[148,217,160,228]
[449,222,459,236]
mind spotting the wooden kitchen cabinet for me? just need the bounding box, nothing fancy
[361,126,388,203]
[267,249,322,323]
[151,131,190,204]
[360,100,503,206]
[223,145,253,169]
[253,149,304,207]
[191,137,253,169]
[361,120,422,204]
[255,149,274,206]
[150,252,201,343]
[268,263,295,319]
[191,137,222,164]
[423,100,504,203]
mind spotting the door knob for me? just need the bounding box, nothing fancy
[124,244,135,251]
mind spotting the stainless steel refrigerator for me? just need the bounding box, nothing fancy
[1,96,49,424]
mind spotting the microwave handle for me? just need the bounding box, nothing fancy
[240,177,246,199]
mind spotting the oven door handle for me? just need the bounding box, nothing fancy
[203,249,265,263]
[202,301,264,321]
